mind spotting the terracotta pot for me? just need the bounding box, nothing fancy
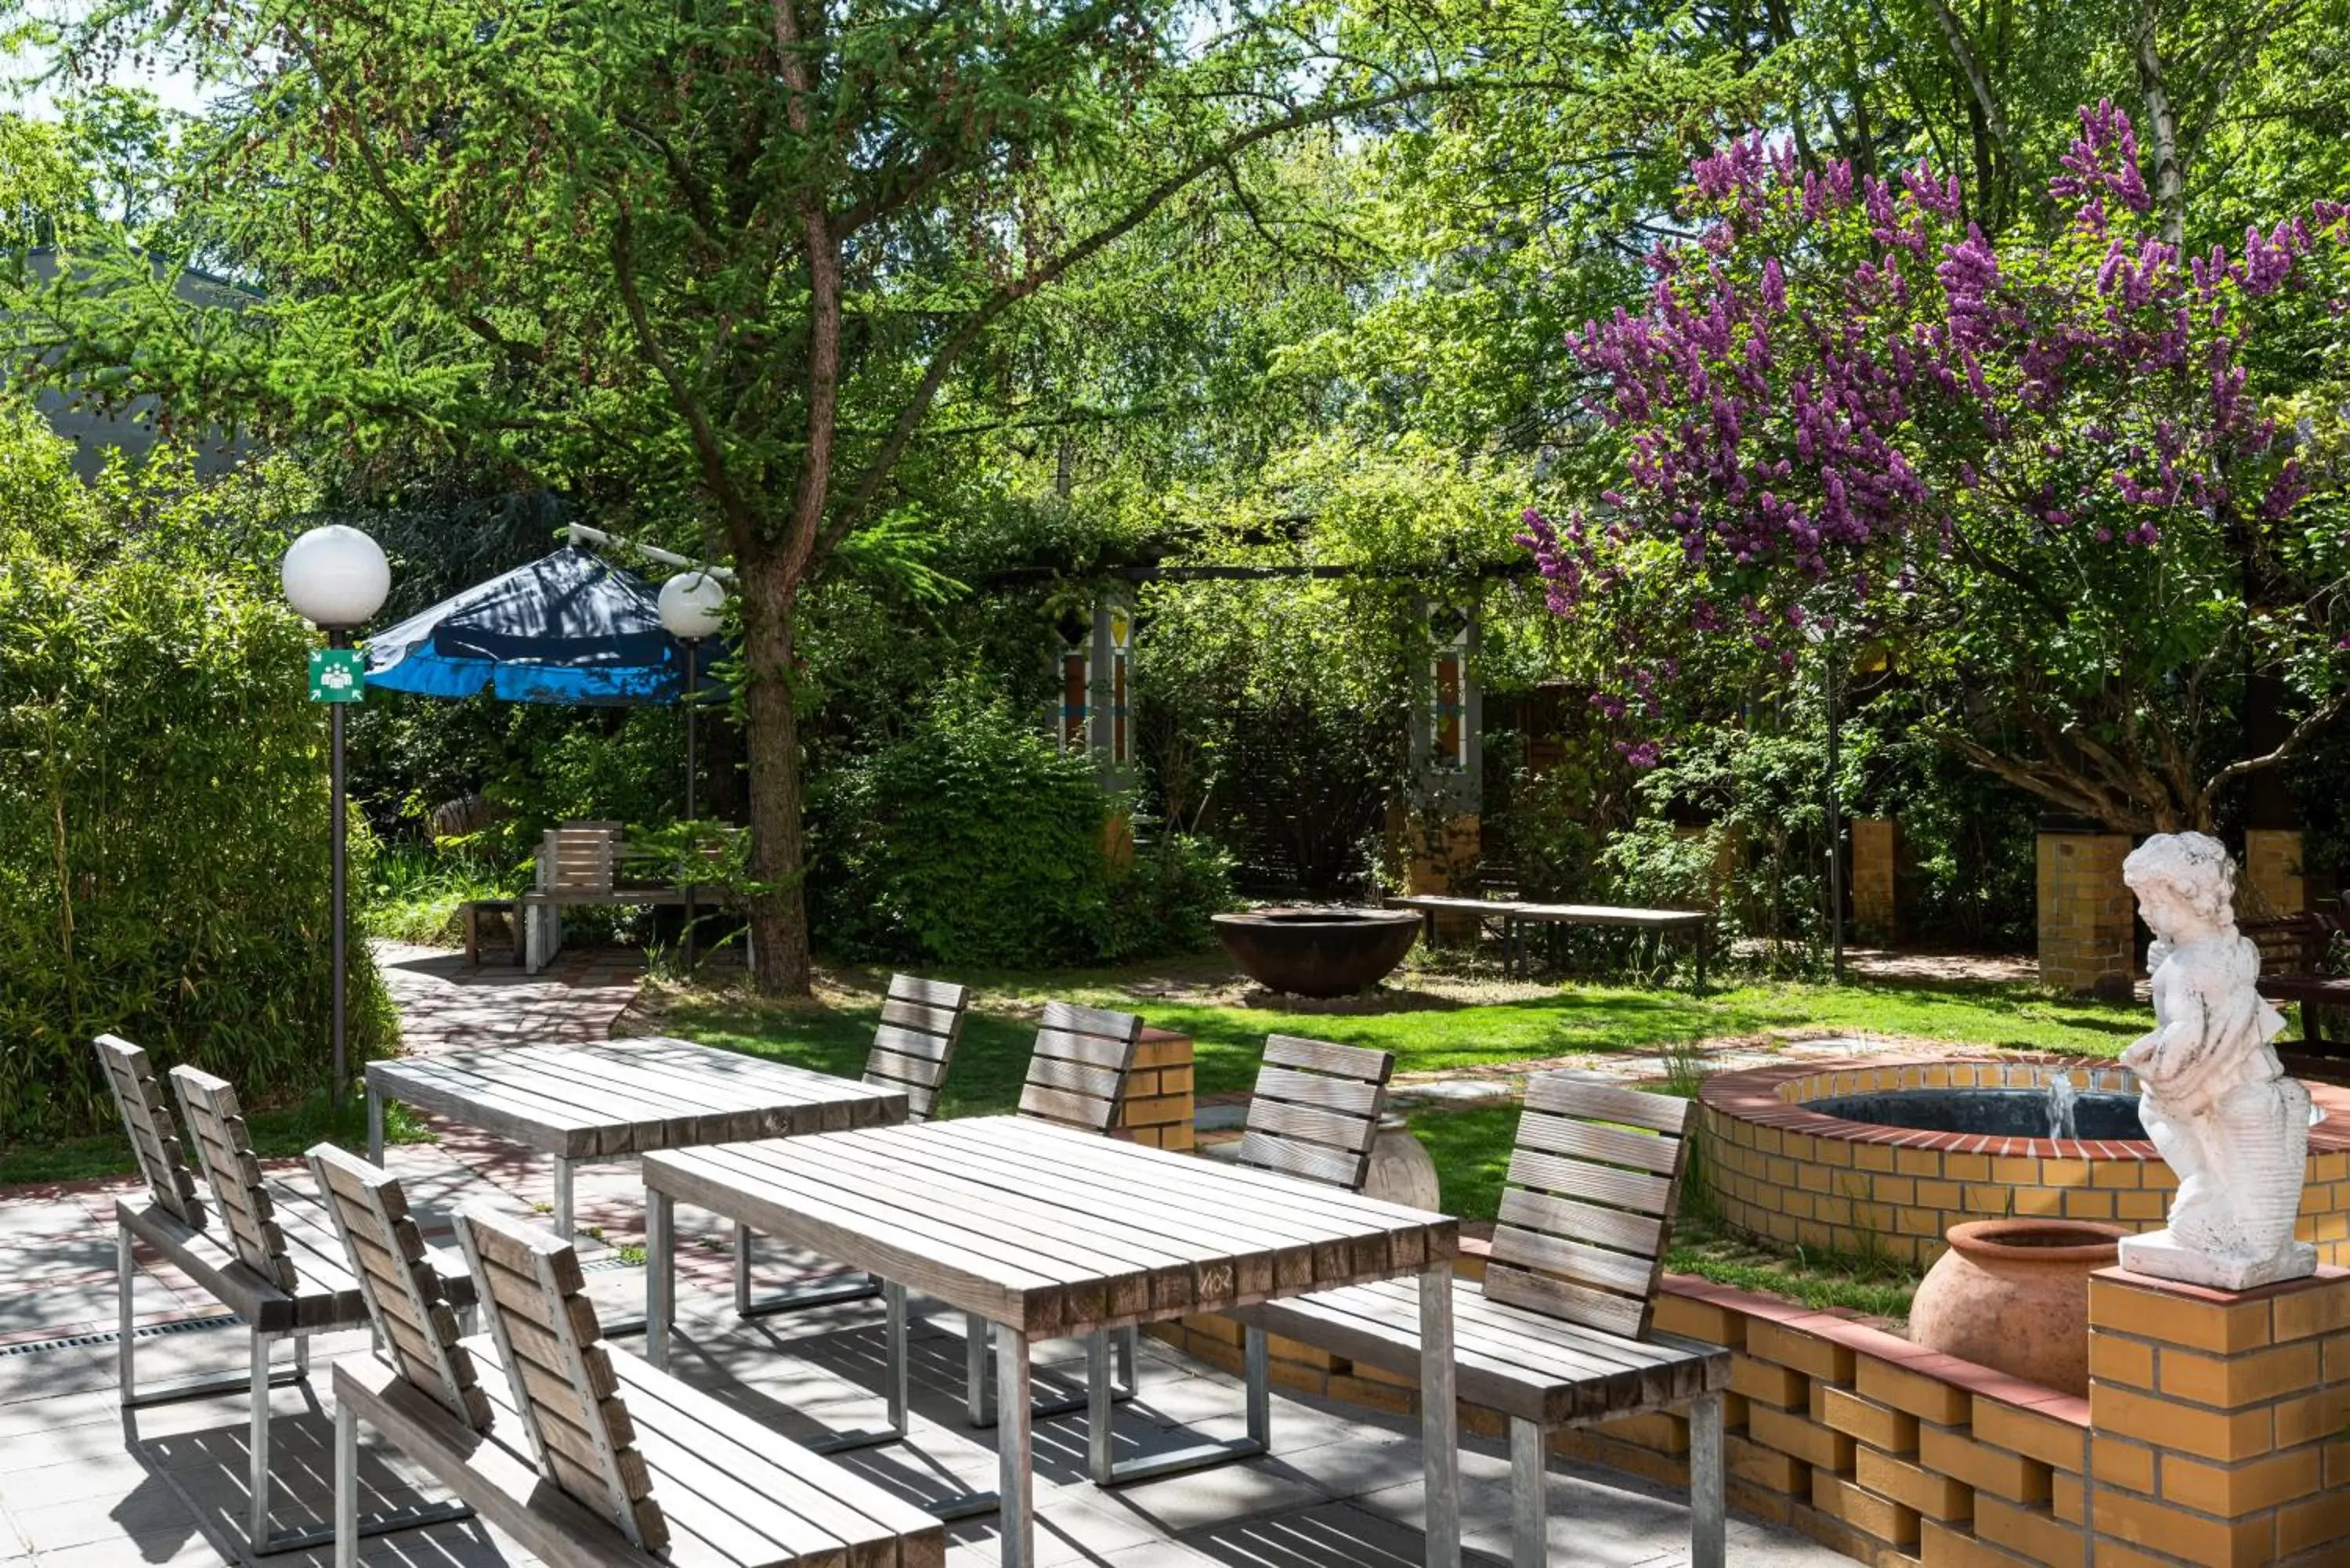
[1909,1219,2124,1396]
[1362,1113,1442,1212]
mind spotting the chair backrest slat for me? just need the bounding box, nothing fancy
[92,1036,204,1228]
[1483,1072,1695,1339]
[456,1205,667,1555]
[537,826,618,895]
[862,974,970,1122]
[1235,1035,1396,1193]
[308,1145,490,1429]
[1017,1000,1144,1134]
[169,1066,295,1290]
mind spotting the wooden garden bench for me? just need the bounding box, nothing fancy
[95,1037,477,1556]
[965,999,1146,1426]
[2247,912,2350,1077]
[732,974,972,1318]
[329,1195,943,1568]
[1232,1071,1730,1568]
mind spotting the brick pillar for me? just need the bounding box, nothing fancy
[1850,818,1899,941]
[2036,829,2135,995]
[2243,829,2306,917]
[1407,813,1483,941]
[2085,1265,2350,1566]
[1114,1027,1194,1151]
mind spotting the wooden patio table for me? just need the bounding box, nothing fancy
[640,1115,1463,1568]
[366,1037,907,1239]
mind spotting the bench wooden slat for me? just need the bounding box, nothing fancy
[1523,1074,1696,1136]
[93,1037,204,1229]
[1253,1064,1386,1120]
[1237,1035,1395,1194]
[1236,1130,1366,1190]
[458,1205,668,1556]
[170,1067,298,1292]
[1512,1106,1683,1177]
[1028,1028,1137,1071]
[306,1144,491,1428]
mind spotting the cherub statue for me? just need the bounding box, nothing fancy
[2116,832,2316,1290]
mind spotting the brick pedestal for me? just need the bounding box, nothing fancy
[1851,818,1900,942]
[2036,830,2135,995]
[2243,829,2306,917]
[1113,1027,1194,1151]
[2085,1266,2350,1566]
[1405,812,1484,941]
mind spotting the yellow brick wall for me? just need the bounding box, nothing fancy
[1113,1028,1195,1151]
[2242,829,2306,918]
[1701,1060,2350,1270]
[1850,818,1900,941]
[2084,1266,2350,1566]
[2035,830,2135,994]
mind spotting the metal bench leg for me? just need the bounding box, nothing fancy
[117,1224,134,1401]
[1509,1418,1546,1568]
[1690,1391,1726,1568]
[334,1400,358,1568]
[966,1316,992,1425]
[732,1222,881,1320]
[367,1086,385,1165]
[806,1282,910,1454]
[249,1328,273,1551]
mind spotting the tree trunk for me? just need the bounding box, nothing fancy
[2135,2,2187,246]
[737,539,815,994]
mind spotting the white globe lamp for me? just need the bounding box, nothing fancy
[658,570,728,641]
[280,525,391,630]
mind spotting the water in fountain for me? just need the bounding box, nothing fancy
[2046,1072,2079,1140]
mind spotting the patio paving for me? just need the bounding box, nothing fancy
[0,1273,1849,1567]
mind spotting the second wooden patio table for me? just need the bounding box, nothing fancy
[640,1114,1463,1568]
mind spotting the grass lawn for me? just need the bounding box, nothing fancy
[657,956,2145,1115]
[656,953,2128,1321]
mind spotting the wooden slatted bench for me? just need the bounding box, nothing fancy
[733,974,971,1318]
[331,1199,943,1568]
[95,1039,479,1557]
[1232,1071,1730,1568]
[2248,912,2349,1077]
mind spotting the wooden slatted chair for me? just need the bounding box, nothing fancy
[1236,1035,1397,1190]
[1233,1072,1730,1568]
[967,1000,1146,1425]
[1084,1033,1399,1487]
[97,1047,477,1558]
[732,974,972,1318]
[329,1201,944,1566]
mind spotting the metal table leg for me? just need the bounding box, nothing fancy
[367,1086,385,1165]
[1091,1320,1267,1487]
[552,1156,574,1241]
[732,1222,881,1319]
[645,1189,674,1374]
[998,1324,1034,1568]
[1509,1418,1546,1568]
[1419,1266,1461,1568]
[1691,1391,1726,1568]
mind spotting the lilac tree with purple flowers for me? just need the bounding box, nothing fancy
[1525,102,2350,834]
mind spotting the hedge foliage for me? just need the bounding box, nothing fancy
[0,409,392,1139]
[813,678,1233,968]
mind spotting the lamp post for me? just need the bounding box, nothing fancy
[280,525,391,1109]
[657,571,727,970]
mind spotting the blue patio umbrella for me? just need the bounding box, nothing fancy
[364,545,721,703]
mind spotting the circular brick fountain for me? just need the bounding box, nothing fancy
[1697,1055,2350,1267]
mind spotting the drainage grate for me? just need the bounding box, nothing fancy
[0,1313,240,1358]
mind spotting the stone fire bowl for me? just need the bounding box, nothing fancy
[1212,907,1423,999]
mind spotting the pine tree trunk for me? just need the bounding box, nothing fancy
[738,540,815,995]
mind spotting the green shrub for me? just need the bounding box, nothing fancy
[1100,831,1238,960]
[813,679,1121,967]
[0,414,393,1138]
